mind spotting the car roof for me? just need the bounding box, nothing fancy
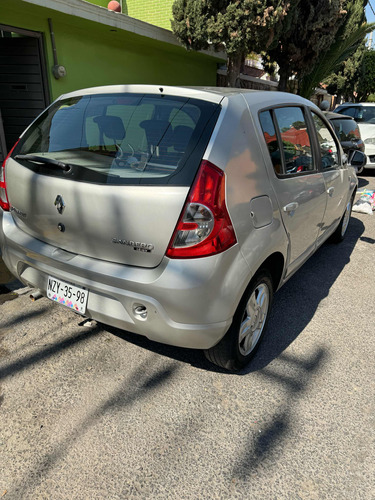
[336,102,375,107]
[59,84,317,109]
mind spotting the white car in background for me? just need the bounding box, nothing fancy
[335,102,375,171]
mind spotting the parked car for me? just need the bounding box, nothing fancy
[361,141,375,170]
[335,102,375,172]
[323,111,365,173]
[335,102,375,124]
[0,86,364,371]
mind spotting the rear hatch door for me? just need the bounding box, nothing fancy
[6,92,221,268]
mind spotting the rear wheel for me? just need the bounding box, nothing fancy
[331,194,354,243]
[204,270,273,371]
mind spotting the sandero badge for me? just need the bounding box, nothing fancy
[112,238,154,252]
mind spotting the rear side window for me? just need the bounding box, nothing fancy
[311,112,339,170]
[13,94,220,186]
[260,107,315,176]
[259,110,283,174]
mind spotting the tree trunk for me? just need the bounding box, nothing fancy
[278,66,290,92]
[226,53,245,87]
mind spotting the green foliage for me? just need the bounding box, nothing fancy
[357,49,375,100]
[324,41,367,99]
[265,0,347,91]
[315,1,374,100]
[171,0,373,93]
[292,121,306,130]
[299,22,374,98]
[367,93,375,102]
[171,0,291,86]
[171,0,290,54]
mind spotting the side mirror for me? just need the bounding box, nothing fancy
[348,150,366,168]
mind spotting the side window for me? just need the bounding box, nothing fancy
[274,107,314,175]
[360,106,375,123]
[338,106,357,119]
[259,110,283,175]
[311,112,339,170]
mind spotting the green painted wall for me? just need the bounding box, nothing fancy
[125,0,175,30]
[85,0,108,7]
[84,0,174,30]
[1,0,219,102]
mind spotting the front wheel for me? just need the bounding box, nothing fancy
[204,270,273,371]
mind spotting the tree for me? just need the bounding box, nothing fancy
[357,49,375,100]
[171,0,291,87]
[264,0,347,92]
[306,0,374,100]
[323,41,367,101]
[299,28,374,99]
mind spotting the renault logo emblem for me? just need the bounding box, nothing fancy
[54,195,65,215]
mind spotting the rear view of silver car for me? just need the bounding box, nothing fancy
[0,86,360,370]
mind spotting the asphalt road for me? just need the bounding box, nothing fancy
[1,174,374,499]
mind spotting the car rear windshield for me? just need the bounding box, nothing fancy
[331,118,361,142]
[13,93,221,186]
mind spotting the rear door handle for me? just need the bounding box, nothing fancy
[283,202,299,213]
[327,187,335,197]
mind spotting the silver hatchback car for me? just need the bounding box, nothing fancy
[0,85,363,370]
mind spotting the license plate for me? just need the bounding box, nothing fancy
[46,276,88,314]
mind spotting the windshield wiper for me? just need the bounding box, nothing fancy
[14,155,72,172]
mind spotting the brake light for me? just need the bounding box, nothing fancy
[0,140,19,211]
[166,160,237,258]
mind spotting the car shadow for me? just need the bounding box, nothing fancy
[357,176,370,188]
[103,216,365,374]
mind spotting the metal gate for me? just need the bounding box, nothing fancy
[0,25,50,163]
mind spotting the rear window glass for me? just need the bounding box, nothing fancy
[13,93,220,186]
[331,118,361,142]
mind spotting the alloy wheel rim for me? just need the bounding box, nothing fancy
[238,283,269,356]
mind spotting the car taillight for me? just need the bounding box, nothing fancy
[0,140,19,211]
[166,160,237,258]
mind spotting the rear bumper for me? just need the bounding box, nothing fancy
[0,212,251,349]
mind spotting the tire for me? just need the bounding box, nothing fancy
[330,194,354,243]
[204,270,273,371]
